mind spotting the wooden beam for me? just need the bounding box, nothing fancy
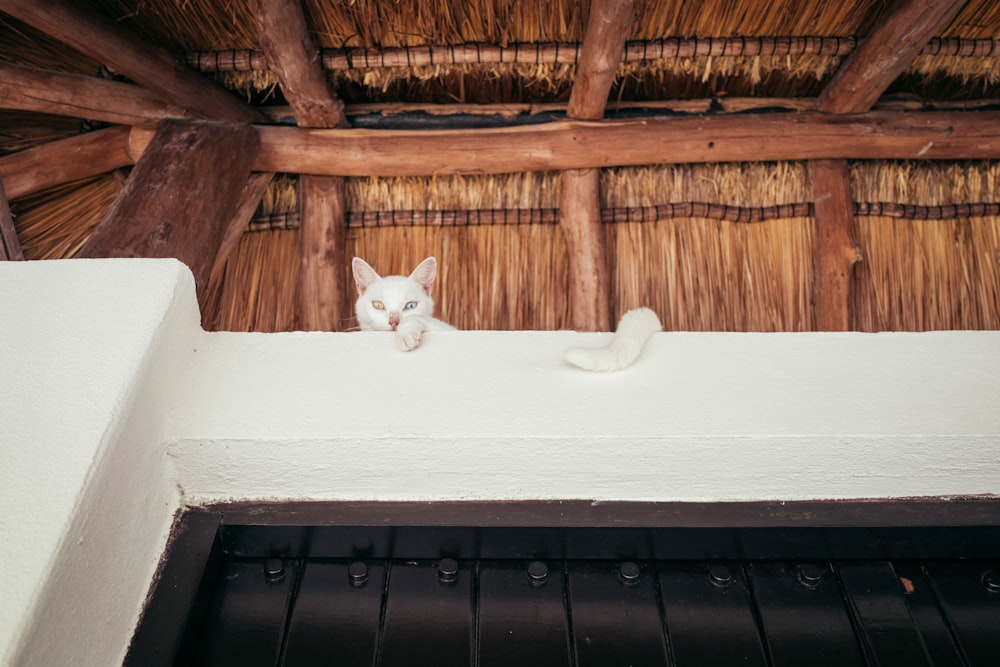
[0,177,24,260]
[5,108,995,204]
[0,126,132,200]
[125,110,1000,178]
[815,0,968,114]
[298,175,348,331]
[77,120,260,295]
[247,0,346,129]
[0,0,264,123]
[248,0,349,330]
[811,160,861,330]
[0,61,190,126]
[558,0,632,331]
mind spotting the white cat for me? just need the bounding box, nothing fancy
[352,256,660,371]
[352,256,455,352]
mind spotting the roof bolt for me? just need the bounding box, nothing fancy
[709,564,734,588]
[983,570,1000,594]
[798,564,824,588]
[438,557,459,584]
[348,561,368,587]
[619,561,640,585]
[527,561,549,586]
[264,558,285,583]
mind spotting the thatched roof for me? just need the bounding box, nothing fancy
[2,0,999,332]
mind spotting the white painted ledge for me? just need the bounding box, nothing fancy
[169,327,1000,503]
[2,257,999,664]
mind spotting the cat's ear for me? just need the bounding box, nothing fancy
[409,257,438,296]
[352,257,380,295]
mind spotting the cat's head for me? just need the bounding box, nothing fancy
[352,257,439,331]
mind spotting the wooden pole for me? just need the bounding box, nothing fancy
[0,0,264,122]
[0,177,24,261]
[559,168,608,329]
[77,120,260,298]
[248,0,350,331]
[298,175,348,330]
[558,0,633,331]
[811,160,860,330]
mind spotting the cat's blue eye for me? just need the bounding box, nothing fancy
[372,300,385,310]
[404,301,418,310]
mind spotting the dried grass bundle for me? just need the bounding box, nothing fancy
[604,162,812,330]
[852,161,1000,330]
[0,112,85,155]
[0,15,99,74]
[11,175,119,259]
[203,229,299,332]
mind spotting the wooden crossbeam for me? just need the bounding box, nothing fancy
[558,0,633,331]
[0,177,24,261]
[0,61,190,126]
[5,109,1000,203]
[248,0,350,331]
[0,0,264,123]
[123,111,1000,178]
[77,120,260,296]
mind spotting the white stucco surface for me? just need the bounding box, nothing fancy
[0,259,198,667]
[169,328,1000,502]
[1,257,999,664]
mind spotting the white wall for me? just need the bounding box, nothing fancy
[2,258,999,664]
[0,259,198,667]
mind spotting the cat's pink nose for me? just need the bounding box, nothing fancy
[389,314,400,330]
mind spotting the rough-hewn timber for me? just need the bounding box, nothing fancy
[77,120,260,293]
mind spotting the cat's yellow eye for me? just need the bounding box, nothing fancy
[404,301,418,310]
[372,300,385,310]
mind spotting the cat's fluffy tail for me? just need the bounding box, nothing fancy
[565,307,662,372]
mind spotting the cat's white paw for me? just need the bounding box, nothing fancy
[395,327,422,351]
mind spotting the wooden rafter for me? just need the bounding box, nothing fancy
[0,126,132,200]
[0,0,264,123]
[77,120,260,297]
[208,172,276,288]
[558,0,633,331]
[0,61,190,126]
[810,0,967,330]
[815,0,969,114]
[248,0,346,130]
[0,177,24,261]
[248,0,350,331]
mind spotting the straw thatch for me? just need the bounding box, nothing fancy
[2,0,1000,334]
